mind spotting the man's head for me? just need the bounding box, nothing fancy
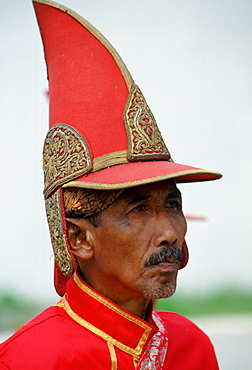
[64,180,187,314]
[33,0,221,297]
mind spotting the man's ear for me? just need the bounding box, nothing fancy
[66,218,94,260]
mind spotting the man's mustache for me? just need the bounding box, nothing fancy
[144,245,184,267]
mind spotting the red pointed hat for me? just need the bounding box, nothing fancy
[33,0,221,295]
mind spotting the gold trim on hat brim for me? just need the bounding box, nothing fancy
[33,0,134,90]
[62,162,222,191]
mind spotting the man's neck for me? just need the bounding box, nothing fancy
[114,296,151,319]
[77,267,151,318]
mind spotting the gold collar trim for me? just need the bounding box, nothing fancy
[58,293,151,359]
[74,274,150,332]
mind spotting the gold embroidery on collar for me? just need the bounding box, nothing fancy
[57,297,159,367]
[54,301,64,307]
[124,84,171,161]
[62,295,138,356]
[73,274,151,358]
[74,274,150,331]
[107,342,118,370]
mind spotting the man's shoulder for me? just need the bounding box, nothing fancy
[0,304,65,367]
[154,311,219,369]
[155,310,211,342]
[0,304,63,346]
[156,310,201,327]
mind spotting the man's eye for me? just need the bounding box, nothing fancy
[166,200,181,209]
[133,204,148,213]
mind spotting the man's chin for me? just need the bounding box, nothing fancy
[141,283,177,300]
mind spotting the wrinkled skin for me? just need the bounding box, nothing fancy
[67,180,187,317]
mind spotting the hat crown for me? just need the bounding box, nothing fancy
[35,0,171,198]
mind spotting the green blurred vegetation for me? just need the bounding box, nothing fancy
[0,291,45,332]
[155,287,252,316]
[0,287,252,332]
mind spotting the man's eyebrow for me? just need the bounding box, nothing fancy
[167,189,182,199]
[128,189,181,205]
[129,195,151,205]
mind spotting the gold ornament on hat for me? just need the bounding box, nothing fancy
[43,123,92,199]
[45,189,73,277]
[124,85,171,161]
[64,188,124,218]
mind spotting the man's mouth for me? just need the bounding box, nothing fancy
[144,245,184,268]
[162,255,178,264]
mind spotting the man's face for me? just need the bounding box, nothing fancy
[79,180,187,308]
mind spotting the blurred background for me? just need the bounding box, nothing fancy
[1,0,252,368]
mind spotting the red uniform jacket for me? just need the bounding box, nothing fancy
[0,273,219,369]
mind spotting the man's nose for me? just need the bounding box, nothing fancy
[153,211,178,247]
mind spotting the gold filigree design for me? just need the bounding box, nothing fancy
[43,123,92,198]
[45,189,73,277]
[64,188,124,218]
[138,313,168,369]
[124,84,171,161]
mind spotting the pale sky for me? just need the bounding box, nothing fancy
[1,0,252,303]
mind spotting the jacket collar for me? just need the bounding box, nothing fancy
[61,272,158,359]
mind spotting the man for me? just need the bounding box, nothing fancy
[0,0,222,368]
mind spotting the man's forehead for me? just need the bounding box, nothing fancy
[119,180,181,202]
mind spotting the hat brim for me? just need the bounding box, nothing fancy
[62,160,222,190]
